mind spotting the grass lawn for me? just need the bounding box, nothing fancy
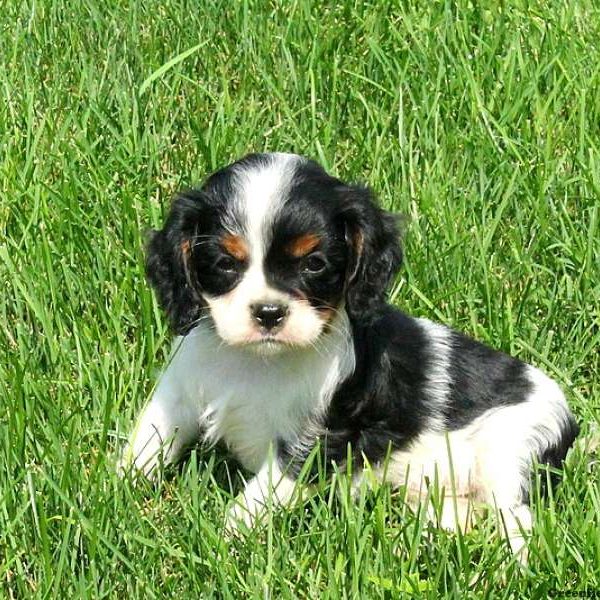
[1,0,599,597]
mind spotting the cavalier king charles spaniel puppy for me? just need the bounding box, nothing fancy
[121,152,578,561]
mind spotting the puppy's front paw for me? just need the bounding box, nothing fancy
[225,462,299,537]
[225,494,265,537]
[117,431,175,483]
[117,446,159,482]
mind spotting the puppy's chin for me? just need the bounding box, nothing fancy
[244,338,295,356]
[220,332,319,355]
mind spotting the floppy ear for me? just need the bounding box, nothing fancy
[338,185,402,321]
[145,190,208,335]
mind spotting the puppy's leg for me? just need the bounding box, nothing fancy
[226,454,298,533]
[120,390,202,478]
[119,345,203,478]
[478,459,532,565]
[498,503,532,562]
[435,495,475,533]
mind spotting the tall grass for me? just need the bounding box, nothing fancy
[1,1,598,597]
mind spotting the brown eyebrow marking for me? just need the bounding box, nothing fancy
[286,233,321,258]
[221,233,249,261]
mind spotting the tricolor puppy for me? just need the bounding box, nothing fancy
[122,152,578,558]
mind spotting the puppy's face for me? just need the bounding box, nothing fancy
[147,153,401,352]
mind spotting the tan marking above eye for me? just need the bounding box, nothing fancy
[286,233,321,258]
[221,234,249,261]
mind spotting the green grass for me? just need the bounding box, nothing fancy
[1,0,599,597]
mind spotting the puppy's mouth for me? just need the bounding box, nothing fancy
[242,335,294,355]
[250,332,289,345]
[233,329,303,352]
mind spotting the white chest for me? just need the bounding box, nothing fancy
[169,318,355,472]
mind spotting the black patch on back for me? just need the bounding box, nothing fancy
[444,331,532,430]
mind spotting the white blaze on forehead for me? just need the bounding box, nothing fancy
[234,153,302,261]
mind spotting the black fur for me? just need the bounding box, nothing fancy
[278,308,579,488]
[145,160,263,334]
[146,192,209,335]
[264,159,402,321]
[264,161,349,312]
[444,331,532,430]
[337,186,402,322]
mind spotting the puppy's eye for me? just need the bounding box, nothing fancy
[302,253,327,274]
[215,255,238,273]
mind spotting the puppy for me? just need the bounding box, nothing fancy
[121,152,578,558]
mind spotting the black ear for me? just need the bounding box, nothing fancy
[338,185,402,321]
[145,190,208,335]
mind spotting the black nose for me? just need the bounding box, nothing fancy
[251,303,288,331]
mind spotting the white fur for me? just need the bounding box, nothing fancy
[416,318,454,432]
[122,310,355,476]
[236,152,300,257]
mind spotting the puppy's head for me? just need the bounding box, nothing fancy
[146,153,401,352]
